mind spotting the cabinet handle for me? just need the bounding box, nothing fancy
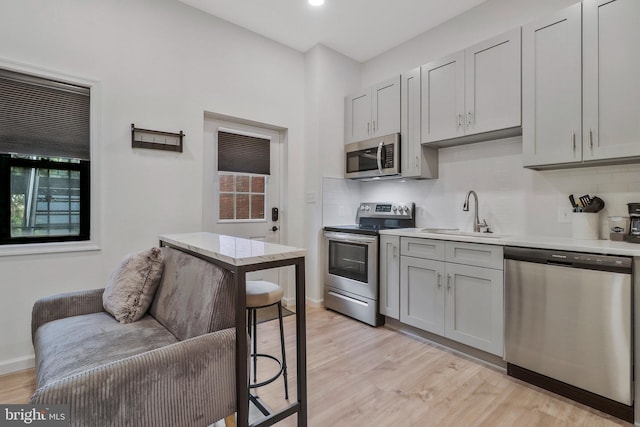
[467,111,473,126]
[457,113,463,129]
[367,122,370,135]
[446,274,452,292]
[572,131,576,152]
[415,155,419,168]
[373,120,376,133]
[437,273,442,289]
[588,128,593,150]
[393,245,398,258]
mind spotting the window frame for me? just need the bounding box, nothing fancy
[217,171,268,224]
[0,59,100,257]
[0,154,90,244]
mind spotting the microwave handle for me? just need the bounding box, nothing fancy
[377,142,383,173]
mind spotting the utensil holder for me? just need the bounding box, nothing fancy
[572,212,599,240]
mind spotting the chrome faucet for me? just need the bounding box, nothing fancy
[463,190,489,232]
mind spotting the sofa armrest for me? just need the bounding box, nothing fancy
[31,288,105,343]
[31,327,236,427]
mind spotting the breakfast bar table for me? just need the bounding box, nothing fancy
[158,232,307,427]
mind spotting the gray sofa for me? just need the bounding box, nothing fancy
[30,247,237,427]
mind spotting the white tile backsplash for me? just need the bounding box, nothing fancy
[322,177,362,226]
[325,136,640,239]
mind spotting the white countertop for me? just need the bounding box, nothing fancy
[380,228,640,257]
[159,232,307,266]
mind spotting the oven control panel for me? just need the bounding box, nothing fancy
[358,202,414,218]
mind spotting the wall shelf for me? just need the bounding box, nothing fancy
[131,124,184,152]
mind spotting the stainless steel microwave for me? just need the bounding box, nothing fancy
[345,133,400,179]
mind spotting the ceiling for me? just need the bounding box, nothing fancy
[178,0,487,62]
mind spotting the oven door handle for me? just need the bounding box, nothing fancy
[324,232,377,245]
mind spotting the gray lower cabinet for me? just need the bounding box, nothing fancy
[399,237,504,356]
[379,235,400,320]
[444,262,504,355]
[400,255,445,334]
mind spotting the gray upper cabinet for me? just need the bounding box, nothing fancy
[522,4,582,167]
[464,28,521,137]
[344,89,371,144]
[400,67,438,179]
[523,0,640,168]
[421,51,465,144]
[583,0,640,162]
[344,76,400,144]
[421,28,521,146]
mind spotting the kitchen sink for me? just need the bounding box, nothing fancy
[420,228,507,238]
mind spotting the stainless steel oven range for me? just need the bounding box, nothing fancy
[323,202,415,326]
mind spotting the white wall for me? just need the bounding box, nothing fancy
[304,45,360,303]
[0,0,305,373]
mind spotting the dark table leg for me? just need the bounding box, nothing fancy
[295,258,307,426]
[235,269,249,427]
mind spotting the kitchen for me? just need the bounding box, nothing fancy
[1,0,640,425]
[322,0,640,423]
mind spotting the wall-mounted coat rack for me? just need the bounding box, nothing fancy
[131,124,184,152]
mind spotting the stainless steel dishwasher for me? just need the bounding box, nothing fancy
[504,246,633,421]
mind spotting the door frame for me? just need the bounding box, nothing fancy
[202,111,292,303]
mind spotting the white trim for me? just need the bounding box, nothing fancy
[217,126,272,141]
[0,354,35,375]
[0,241,100,257]
[0,58,102,257]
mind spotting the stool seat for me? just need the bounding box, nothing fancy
[246,280,284,308]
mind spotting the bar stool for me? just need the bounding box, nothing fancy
[246,280,288,400]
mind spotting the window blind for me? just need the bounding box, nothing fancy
[0,69,90,161]
[218,130,270,175]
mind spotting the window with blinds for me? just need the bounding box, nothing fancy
[217,130,269,222]
[0,69,91,244]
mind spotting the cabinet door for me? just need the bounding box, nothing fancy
[421,51,465,144]
[401,68,420,177]
[372,76,401,137]
[400,256,445,334]
[583,0,640,161]
[380,235,400,319]
[444,263,504,356]
[522,3,582,167]
[465,28,521,136]
[344,89,371,144]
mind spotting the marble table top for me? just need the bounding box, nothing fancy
[159,232,307,267]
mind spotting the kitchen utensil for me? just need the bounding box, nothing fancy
[569,195,577,209]
[582,197,604,212]
[579,195,592,207]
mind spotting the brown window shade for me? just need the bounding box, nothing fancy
[0,69,90,161]
[218,131,270,175]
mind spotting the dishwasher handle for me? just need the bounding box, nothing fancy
[504,246,632,274]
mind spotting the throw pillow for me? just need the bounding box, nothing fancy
[103,247,165,323]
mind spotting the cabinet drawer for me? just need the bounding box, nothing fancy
[401,237,445,260]
[445,242,503,270]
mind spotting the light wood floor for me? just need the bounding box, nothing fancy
[0,306,632,426]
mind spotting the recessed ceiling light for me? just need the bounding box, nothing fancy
[309,0,324,6]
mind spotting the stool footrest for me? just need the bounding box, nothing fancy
[249,353,285,389]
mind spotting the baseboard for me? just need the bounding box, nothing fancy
[0,355,35,375]
[282,296,323,308]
